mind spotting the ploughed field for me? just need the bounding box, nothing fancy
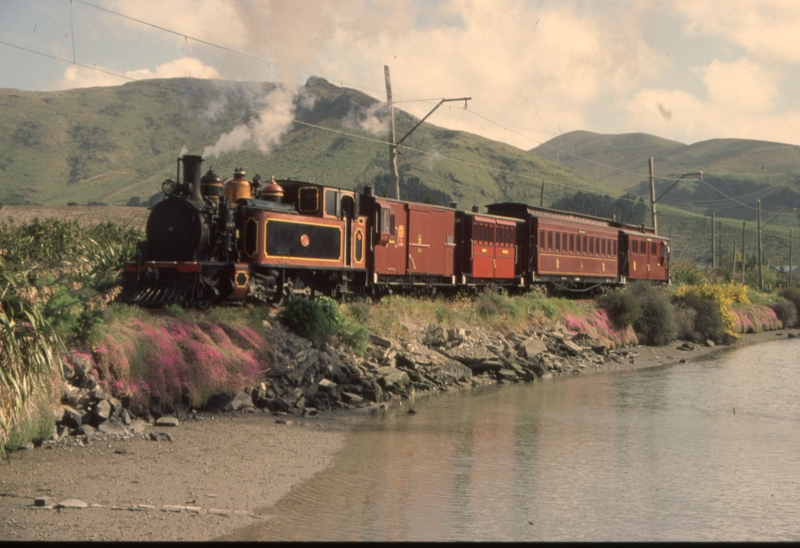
[0,206,149,231]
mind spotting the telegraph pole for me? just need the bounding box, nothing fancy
[790,228,794,288]
[711,211,716,269]
[649,157,656,234]
[384,65,470,200]
[540,180,545,207]
[742,221,746,284]
[384,65,400,199]
[758,200,764,290]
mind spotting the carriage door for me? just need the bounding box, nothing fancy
[472,218,495,278]
[341,194,354,267]
[494,222,516,279]
[408,205,430,275]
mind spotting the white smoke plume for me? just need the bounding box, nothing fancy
[343,102,390,137]
[202,85,299,158]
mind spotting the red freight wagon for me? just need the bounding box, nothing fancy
[619,230,670,282]
[455,210,522,282]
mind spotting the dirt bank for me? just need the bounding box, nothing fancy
[0,328,793,541]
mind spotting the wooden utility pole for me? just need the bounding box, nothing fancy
[718,220,722,270]
[711,211,716,269]
[384,65,400,199]
[790,228,794,288]
[649,157,657,234]
[742,221,746,284]
[540,180,545,207]
[758,200,764,290]
[731,240,737,278]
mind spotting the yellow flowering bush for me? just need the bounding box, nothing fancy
[673,282,749,340]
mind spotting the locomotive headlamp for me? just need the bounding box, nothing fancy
[162,179,177,195]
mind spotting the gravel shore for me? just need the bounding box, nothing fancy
[0,328,791,541]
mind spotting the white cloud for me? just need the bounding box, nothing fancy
[701,58,778,113]
[50,57,221,90]
[125,58,222,80]
[623,57,796,144]
[674,0,800,64]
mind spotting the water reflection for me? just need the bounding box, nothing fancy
[223,338,800,541]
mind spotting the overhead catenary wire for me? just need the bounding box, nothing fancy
[2,3,799,227]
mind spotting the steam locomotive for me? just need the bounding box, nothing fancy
[119,155,670,307]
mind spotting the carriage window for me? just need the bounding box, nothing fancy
[613,241,618,256]
[601,239,606,256]
[382,209,395,235]
[652,242,657,256]
[569,234,574,252]
[589,237,593,254]
[583,235,587,253]
[548,231,553,250]
[539,230,545,246]
[324,190,337,217]
[555,232,560,251]
[298,187,319,213]
[632,240,638,254]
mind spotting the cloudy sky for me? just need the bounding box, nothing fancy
[2,0,799,150]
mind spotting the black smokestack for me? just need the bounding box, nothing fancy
[182,155,204,202]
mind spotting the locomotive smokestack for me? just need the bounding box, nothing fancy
[182,155,204,202]
[364,185,374,196]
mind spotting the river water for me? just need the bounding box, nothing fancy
[224,338,800,541]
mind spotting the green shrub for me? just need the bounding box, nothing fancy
[674,305,697,340]
[277,297,369,354]
[596,289,641,330]
[670,259,708,286]
[674,291,727,343]
[771,298,797,328]
[165,303,187,318]
[778,288,800,326]
[4,391,54,453]
[278,297,332,343]
[474,289,521,319]
[628,283,677,346]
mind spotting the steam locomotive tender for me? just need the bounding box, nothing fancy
[120,155,670,307]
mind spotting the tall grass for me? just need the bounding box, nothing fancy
[0,260,64,453]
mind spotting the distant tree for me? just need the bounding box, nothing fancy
[360,174,452,206]
[145,192,163,208]
[126,196,142,207]
[550,191,646,224]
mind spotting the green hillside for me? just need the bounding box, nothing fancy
[531,130,800,226]
[0,77,592,211]
[1,77,798,268]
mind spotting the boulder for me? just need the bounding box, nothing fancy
[440,343,497,365]
[56,499,88,509]
[423,324,448,347]
[98,420,129,436]
[229,391,254,412]
[369,334,392,348]
[496,369,519,382]
[376,366,410,390]
[560,340,583,356]
[93,400,112,422]
[518,337,547,359]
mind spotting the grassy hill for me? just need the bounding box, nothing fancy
[531,131,800,226]
[1,77,798,268]
[0,77,593,211]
